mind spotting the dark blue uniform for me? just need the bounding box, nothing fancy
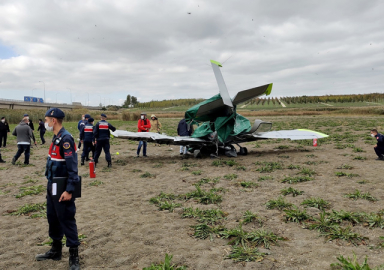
[80,122,95,162]
[37,121,46,144]
[374,133,384,158]
[46,127,80,247]
[93,120,116,164]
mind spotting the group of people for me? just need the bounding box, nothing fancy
[77,113,116,167]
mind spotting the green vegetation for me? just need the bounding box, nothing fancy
[280,187,304,197]
[191,170,202,175]
[301,198,331,210]
[7,202,46,217]
[255,161,283,173]
[237,181,259,188]
[89,180,103,186]
[344,190,378,202]
[140,172,156,178]
[266,197,293,210]
[241,210,262,225]
[258,175,273,181]
[281,176,313,184]
[15,185,45,198]
[223,174,238,180]
[212,159,237,167]
[331,253,384,270]
[182,207,227,225]
[183,186,222,205]
[284,208,311,223]
[226,246,265,262]
[143,254,187,270]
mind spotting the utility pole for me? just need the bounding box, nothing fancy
[39,81,45,102]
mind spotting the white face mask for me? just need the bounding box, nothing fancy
[141,116,144,120]
[82,117,85,120]
[45,119,54,131]
[371,134,375,137]
[1,120,4,123]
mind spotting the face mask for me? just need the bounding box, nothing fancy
[371,134,375,137]
[45,120,54,131]
[1,120,4,123]
[82,117,85,120]
[141,116,144,120]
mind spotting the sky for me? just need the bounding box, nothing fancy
[0,0,383,106]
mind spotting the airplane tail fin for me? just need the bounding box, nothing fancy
[210,60,233,108]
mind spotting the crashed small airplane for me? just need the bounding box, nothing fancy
[112,60,328,158]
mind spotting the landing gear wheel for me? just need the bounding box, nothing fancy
[239,147,248,156]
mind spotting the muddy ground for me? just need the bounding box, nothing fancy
[1,115,384,269]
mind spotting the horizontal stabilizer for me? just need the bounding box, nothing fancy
[232,83,272,106]
[253,129,328,140]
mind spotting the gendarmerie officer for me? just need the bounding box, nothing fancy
[371,129,384,160]
[80,117,95,165]
[77,114,90,149]
[35,108,80,270]
[93,113,116,167]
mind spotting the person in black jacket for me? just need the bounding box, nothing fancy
[37,119,46,144]
[24,114,36,147]
[177,118,192,156]
[0,117,10,147]
[371,129,384,160]
[93,113,116,167]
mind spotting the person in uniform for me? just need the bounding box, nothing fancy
[371,129,384,160]
[35,108,81,270]
[0,116,10,147]
[77,114,90,149]
[136,112,151,157]
[37,118,46,144]
[177,118,192,157]
[80,118,95,165]
[93,113,116,167]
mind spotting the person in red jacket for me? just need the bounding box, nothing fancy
[136,113,151,157]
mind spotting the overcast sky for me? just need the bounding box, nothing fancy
[0,0,383,106]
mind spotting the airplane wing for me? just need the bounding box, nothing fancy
[111,130,209,146]
[251,129,329,140]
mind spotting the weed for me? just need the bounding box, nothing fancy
[22,179,38,184]
[281,187,304,197]
[299,167,316,177]
[190,223,217,240]
[307,212,337,232]
[278,155,290,159]
[344,190,378,202]
[322,226,367,245]
[284,208,311,223]
[353,147,364,153]
[226,246,265,262]
[140,172,156,178]
[89,180,103,186]
[132,169,142,172]
[144,254,188,270]
[304,161,317,165]
[365,213,384,229]
[258,175,273,181]
[224,174,238,180]
[256,161,283,173]
[357,180,369,184]
[192,170,202,175]
[182,207,227,225]
[266,197,293,210]
[354,156,367,160]
[275,145,290,149]
[7,203,46,216]
[101,167,111,172]
[287,164,301,170]
[115,159,128,166]
[0,190,10,195]
[183,186,222,204]
[241,210,262,225]
[301,197,331,210]
[195,177,220,186]
[158,201,181,212]
[236,166,247,171]
[150,192,177,205]
[220,224,249,247]
[248,229,279,249]
[327,210,364,225]
[347,173,360,178]
[81,173,90,178]
[237,181,259,188]
[330,253,376,270]
[306,154,316,158]
[15,185,45,198]
[337,164,354,170]
[212,159,237,167]
[335,171,348,177]
[281,176,313,184]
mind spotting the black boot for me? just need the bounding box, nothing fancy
[80,157,85,166]
[107,161,112,168]
[0,154,5,163]
[69,247,80,270]
[35,240,62,261]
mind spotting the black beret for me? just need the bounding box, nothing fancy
[101,113,107,117]
[88,118,94,123]
[84,114,91,118]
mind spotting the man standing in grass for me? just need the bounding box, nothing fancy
[12,117,35,165]
[371,129,384,160]
[136,112,151,157]
[93,113,116,167]
[35,108,80,270]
